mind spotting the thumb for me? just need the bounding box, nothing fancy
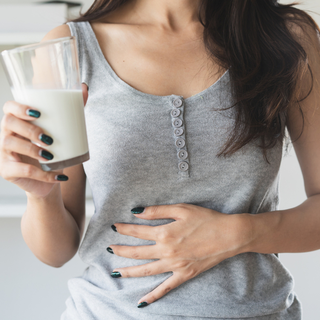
[81,83,89,106]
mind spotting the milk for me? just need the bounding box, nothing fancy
[14,89,89,169]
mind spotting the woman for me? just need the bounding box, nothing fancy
[0,0,319,319]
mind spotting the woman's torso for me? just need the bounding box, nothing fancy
[61,14,302,320]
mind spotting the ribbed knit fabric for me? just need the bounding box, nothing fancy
[61,21,302,319]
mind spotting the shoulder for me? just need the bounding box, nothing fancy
[40,24,71,43]
[285,16,320,112]
[285,16,320,75]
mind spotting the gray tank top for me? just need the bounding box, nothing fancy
[62,21,302,320]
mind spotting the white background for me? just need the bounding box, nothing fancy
[0,0,320,319]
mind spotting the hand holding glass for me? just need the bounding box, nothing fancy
[0,37,90,171]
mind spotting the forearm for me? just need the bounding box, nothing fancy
[243,193,320,254]
[21,183,81,268]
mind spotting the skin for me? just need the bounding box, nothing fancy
[1,0,320,309]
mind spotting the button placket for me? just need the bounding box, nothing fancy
[170,97,190,177]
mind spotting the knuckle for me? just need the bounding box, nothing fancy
[45,172,54,183]
[162,286,172,294]
[27,142,36,155]
[22,164,34,177]
[143,268,153,276]
[157,229,171,242]
[2,101,12,114]
[124,270,133,278]
[174,260,189,269]
[1,134,11,148]
[127,226,138,237]
[176,203,187,209]
[1,114,12,128]
[148,205,160,218]
[176,203,191,213]
[130,248,140,260]
[163,248,177,259]
[185,268,198,279]
[27,124,40,138]
[28,143,39,158]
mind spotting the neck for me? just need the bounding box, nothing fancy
[129,0,202,31]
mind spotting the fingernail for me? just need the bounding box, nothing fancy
[39,133,53,145]
[55,174,68,181]
[111,225,117,232]
[111,271,121,278]
[26,109,40,118]
[137,302,148,308]
[106,247,114,254]
[131,207,145,214]
[39,149,54,160]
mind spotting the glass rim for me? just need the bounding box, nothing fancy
[1,36,75,55]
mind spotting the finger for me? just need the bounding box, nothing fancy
[112,260,167,278]
[81,83,88,106]
[137,273,184,307]
[108,245,159,260]
[3,100,41,121]
[2,134,53,162]
[113,223,158,241]
[1,161,67,183]
[131,203,185,220]
[1,113,53,148]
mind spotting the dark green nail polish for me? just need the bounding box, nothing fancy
[27,109,40,118]
[137,302,148,308]
[111,225,117,232]
[111,271,121,278]
[55,174,68,181]
[106,247,114,254]
[39,133,53,145]
[131,207,145,214]
[40,149,53,160]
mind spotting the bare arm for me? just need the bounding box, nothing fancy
[22,179,82,268]
[20,25,87,268]
[243,22,320,255]
[21,160,87,267]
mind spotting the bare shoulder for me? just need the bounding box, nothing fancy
[285,16,320,70]
[41,24,71,42]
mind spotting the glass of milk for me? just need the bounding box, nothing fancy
[0,37,89,171]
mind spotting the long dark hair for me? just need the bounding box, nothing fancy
[67,0,320,163]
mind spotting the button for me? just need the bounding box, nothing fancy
[173,118,183,128]
[178,161,189,171]
[178,150,188,160]
[174,128,184,136]
[175,138,185,148]
[173,98,183,107]
[171,109,181,118]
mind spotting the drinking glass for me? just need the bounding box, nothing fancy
[1,36,90,171]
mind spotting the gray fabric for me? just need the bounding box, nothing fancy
[61,21,302,319]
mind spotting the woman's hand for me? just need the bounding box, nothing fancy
[0,83,88,198]
[107,203,253,308]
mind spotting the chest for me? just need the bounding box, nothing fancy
[90,22,225,99]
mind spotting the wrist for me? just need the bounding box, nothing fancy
[231,213,256,255]
[26,183,59,202]
[239,211,282,254]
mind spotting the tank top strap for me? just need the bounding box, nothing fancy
[66,21,102,89]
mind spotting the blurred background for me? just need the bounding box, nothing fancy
[0,0,319,319]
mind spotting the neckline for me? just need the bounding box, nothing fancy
[85,21,230,103]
